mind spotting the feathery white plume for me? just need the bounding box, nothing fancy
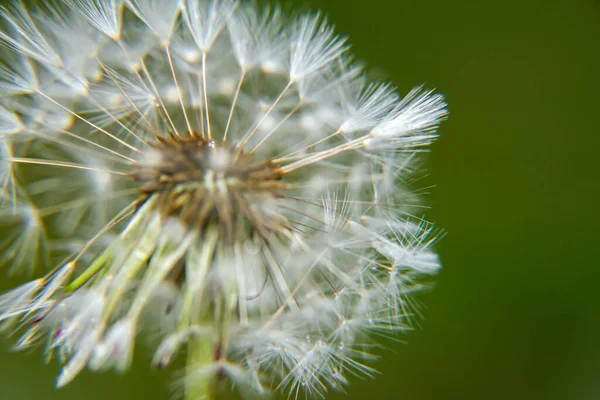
[0,1,447,398]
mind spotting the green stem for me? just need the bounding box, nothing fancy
[64,248,111,293]
[181,227,239,400]
[182,226,220,400]
[185,333,216,400]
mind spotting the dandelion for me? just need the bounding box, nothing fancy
[0,1,447,399]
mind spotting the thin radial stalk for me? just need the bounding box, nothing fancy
[201,52,213,141]
[276,129,342,161]
[74,202,136,262]
[8,157,128,176]
[96,58,160,136]
[278,136,368,173]
[277,203,327,227]
[36,188,139,217]
[339,248,391,270]
[261,240,299,311]
[239,80,294,148]
[35,91,141,153]
[64,203,136,293]
[288,196,380,207]
[35,50,148,145]
[113,39,168,137]
[139,58,182,138]
[78,96,148,146]
[32,127,134,163]
[292,235,360,292]
[261,243,329,328]
[197,72,206,139]
[58,130,134,162]
[251,102,302,153]
[222,70,246,145]
[165,45,195,136]
[283,173,386,189]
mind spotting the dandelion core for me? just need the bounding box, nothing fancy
[131,136,288,238]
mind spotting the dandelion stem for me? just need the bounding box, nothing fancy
[186,331,217,400]
[181,226,219,400]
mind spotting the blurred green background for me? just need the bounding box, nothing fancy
[1,0,599,399]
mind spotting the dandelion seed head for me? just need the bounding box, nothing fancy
[0,0,447,398]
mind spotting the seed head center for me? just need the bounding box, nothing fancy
[130,136,287,235]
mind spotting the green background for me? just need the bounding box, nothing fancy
[1,0,599,399]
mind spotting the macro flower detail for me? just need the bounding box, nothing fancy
[0,1,447,399]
